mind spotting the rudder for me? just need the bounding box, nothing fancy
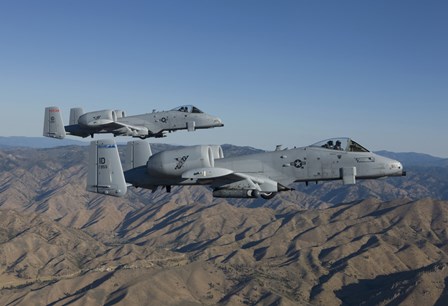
[43,106,66,139]
[69,107,84,125]
[124,140,152,171]
[87,139,127,197]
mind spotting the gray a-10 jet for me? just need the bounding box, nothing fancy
[43,105,224,139]
[86,137,406,199]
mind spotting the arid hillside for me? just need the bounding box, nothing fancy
[1,144,448,305]
[1,199,448,305]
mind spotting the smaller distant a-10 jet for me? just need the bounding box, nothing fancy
[86,137,406,199]
[43,105,224,139]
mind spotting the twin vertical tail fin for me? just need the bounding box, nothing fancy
[69,107,84,125]
[86,140,151,197]
[87,139,127,197]
[43,106,66,139]
[124,140,152,171]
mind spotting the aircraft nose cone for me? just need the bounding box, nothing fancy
[388,160,405,176]
[214,117,224,127]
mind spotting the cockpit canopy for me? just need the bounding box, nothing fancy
[310,137,370,152]
[171,105,203,113]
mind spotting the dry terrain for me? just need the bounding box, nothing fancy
[1,145,448,305]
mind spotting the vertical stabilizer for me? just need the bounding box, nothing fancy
[43,106,66,139]
[87,139,127,197]
[124,140,152,171]
[69,107,84,125]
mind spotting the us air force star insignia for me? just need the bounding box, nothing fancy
[293,159,305,169]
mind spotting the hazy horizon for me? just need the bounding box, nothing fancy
[1,135,447,159]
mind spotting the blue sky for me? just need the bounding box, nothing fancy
[0,0,447,157]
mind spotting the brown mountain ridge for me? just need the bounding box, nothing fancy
[1,198,448,305]
[1,145,448,305]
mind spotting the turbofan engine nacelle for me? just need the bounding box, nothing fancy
[147,145,219,177]
[78,110,117,127]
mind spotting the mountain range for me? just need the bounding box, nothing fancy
[1,137,448,305]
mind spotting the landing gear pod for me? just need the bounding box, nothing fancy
[341,167,356,185]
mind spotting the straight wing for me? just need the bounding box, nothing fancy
[65,121,148,138]
[181,167,279,192]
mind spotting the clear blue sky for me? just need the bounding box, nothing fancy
[0,0,447,157]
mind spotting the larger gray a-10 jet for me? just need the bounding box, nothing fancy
[86,137,405,199]
[43,105,224,139]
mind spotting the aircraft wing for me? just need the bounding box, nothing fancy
[93,121,148,134]
[181,167,279,192]
[65,122,148,138]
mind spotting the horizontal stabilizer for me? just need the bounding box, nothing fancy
[182,167,233,179]
[87,139,127,196]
